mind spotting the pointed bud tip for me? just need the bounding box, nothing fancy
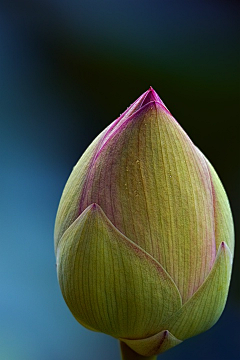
[142,87,160,106]
[148,86,156,92]
[141,87,171,115]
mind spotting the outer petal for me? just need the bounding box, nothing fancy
[120,330,182,356]
[56,203,182,339]
[161,241,232,340]
[205,155,234,255]
[78,95,216,303]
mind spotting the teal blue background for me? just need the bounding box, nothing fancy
[0,1,239,359]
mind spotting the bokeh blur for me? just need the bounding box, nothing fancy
[0,0,239,359]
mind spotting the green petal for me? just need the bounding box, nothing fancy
[204,155,234,255]
[56,203,182,339]
[162,241,232,340]
[79,102,216,303]
[120,330,182,356]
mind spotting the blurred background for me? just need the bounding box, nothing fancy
[0,0,239,359]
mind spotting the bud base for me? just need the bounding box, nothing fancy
[120,341,157,360]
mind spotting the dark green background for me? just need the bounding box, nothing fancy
[0,1,239,359]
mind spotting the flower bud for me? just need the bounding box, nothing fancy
[55,88,234,358]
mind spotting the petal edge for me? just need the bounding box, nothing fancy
[162,241,232,340]
[57,203,182,339]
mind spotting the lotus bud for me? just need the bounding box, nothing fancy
[54,87,234,359]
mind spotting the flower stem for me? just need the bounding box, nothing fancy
[120,341,157,360]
